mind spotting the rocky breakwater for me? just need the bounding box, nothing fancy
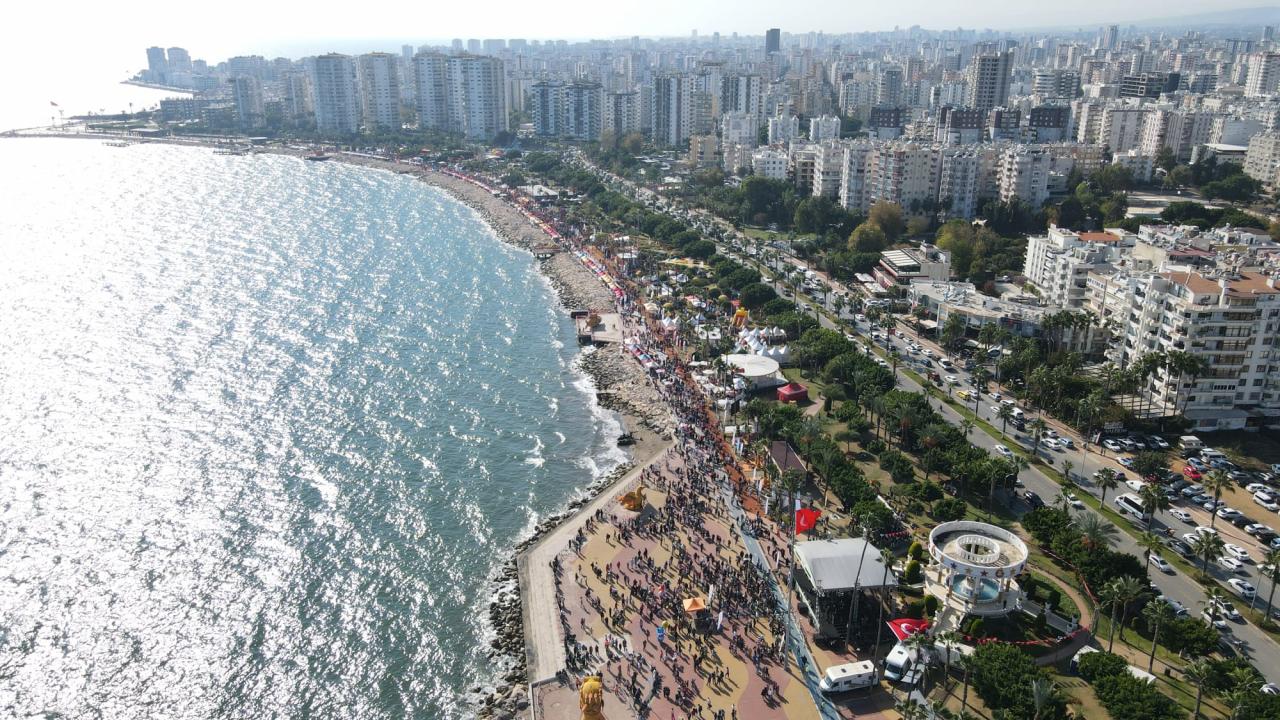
[579,344,673,438]
[477,462,634,720]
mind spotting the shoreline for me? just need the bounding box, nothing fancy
[1,133,677,718]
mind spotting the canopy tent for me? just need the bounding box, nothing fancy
[887,618,931,642]
[794,538,897,595]
[682,597,707,614]
[777,382,808,404]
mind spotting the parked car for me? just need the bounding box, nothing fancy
[1255,493,1279,512]
[1212,598,1243,621]
[1060,437,1075,449]
[1167,539,1194,557]
[1202,608,1230,630]
[1219,556,1247,573]
[1149,436,1171,450]
[1217,507,1243,522]
[1150,556,1174,573]
[1248,482,1271,494]
[1103,439,1123,452]
[1227,578,1257,600]
[1181,485,1205,498]
[1184,465,1203,480]
[1169,509,1193,523]
[1224,543,1254,562]
[1245,523,1275,537]
[1120,457,1136,468]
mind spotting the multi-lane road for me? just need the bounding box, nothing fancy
[571,152,1280,682]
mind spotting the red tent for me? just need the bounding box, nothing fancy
[887,618,931,642]
[777,382,808,404]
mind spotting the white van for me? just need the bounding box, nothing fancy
[882,642,923,684]
[818,660,878,693]
[1179,436,1204,451]
[1114,493,1144,517]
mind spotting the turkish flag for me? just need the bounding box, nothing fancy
[795,508,821,534]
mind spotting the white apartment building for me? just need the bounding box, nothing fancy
[812,141,846,199]
[809,115,841,143]
[722,143,755,175]
[1117,270,1280,430]
[1246,52,1280,97]
[652,73,696,147]
[721,112,759,146]
[998,146,1051,208]
[358,52,401,130]
[1098,103,1149,153]
[312,53,361,135]
[230,75,264,128]
[1024,227,1131,308]
[767,115,800,144]
[1244,131,1280,188]
[866,142,942,213]
[838,141,874,212]
[602,91,641,138]
[751,148,788,180]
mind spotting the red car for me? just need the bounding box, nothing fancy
[1183,465,1203,480]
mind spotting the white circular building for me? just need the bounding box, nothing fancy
[723,353,783,389]
[926,520,1028,618]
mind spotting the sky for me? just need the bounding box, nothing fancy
[0,0,1267,129]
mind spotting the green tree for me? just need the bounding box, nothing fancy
[868,200,906,241]
[849,222,888,252]
[1142,599,1176,673]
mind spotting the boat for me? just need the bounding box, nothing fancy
[616,433,636,446]
[305,152,332,161]
[213,148,248,156]
[103,140,132,147]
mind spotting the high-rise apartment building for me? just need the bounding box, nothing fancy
[765,28,781,54]
[877,66,905,107]
[358,53,402,130]
[312,53,361,135]
[809,115,840,143]
[146,47,168,83]
[652,74,695,147]
[720,74,763,120]
[1246,53,1280,97]
[166,47,191,74]
[529,81,602,140]
[602,91,641,138]
[966,51,1012,110]
[414,53,508,140]
[230,75,264,128]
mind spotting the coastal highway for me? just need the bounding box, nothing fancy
[569,152,1280,682]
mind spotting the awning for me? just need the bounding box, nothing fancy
[682,597,707,613]
[794,538,897,593]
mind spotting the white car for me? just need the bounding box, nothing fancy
[1125,478,1147,493]
[855,314,867,323]
[1182,532,1202,547]
[1150,556,1174,573]
[1219,556,1247,573]
[1202,609,1229,629]
[1217,507,1243,521]
[1248,482,1271,494]
[945,375,959,385]
[1256,495,1280,512]
[1224,544,1254,563]
[1246,524,1276,537]
[1067,493,1085,509]
[989,392,1002,402]
[1227,578,1257,599]
[1103,439,1123,452]
[994,444,1013,458]
[1042,437,1060,450]
[1195,526,1219,538]
[1212,598,1243,621]
[1169,509,1193,523]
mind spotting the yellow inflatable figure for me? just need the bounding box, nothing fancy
[618,484,646,512]
[579,675,605,720]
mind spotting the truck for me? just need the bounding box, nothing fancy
[818,660,878,693]
[882,640,974,685]
[1179,435,1204,451]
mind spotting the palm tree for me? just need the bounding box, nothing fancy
[895,698,928,720]
[1101,579,1125,650]
[960,418,975,440]
[1062,459,1075,484]
[1028,417,1047,446]
[1184,658,1213,719]
[1261,548,1280,623]
[935,630,962,695]
[1030,677,1065,720]
[1094,467,1120,506]
[1202,470,1232,530]
[904,631,936,694]
[1191,531,1226,576]
[1136,530,1165,572]
[1139,482,1170,528]
[997,403,1015,434]
[1105,576,1144,650]
[1142,599,1176,673]
[1077,513,1119,549]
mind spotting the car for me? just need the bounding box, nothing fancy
[1246,523,1275,537]
[1168,539,1194,557]
[989,392,1002,402]
[1203,500,1223,512]
[1212,598,1243,621]
[1227,578,1257,599]
[1169,479,1190,492]
[1169,509,1193,523]
[1195,526,1219,538]
[1183,465,1203,480]
[1149,436,1171,450]
[1150,556,1174,573]
[1119,438,1137,451]
[1182,532,1202,547]
[1182,485,1203,498]
[945,375,959,385]
[1248,482,1271,494]
[1126,478,1147,492]
[994,444,1013,458]
[855,314,867,323]
[1042,437,1060,450]
[923,349,935,358]
[1202,609,1230,630]
[1262,683,1279,696]
[1120,457,1136,468]
[1230,514,1253,529]
[1188,456,1209,470]
[1067,492,1085,509]
[1023,490,1044,508]
[1217,507,1243,522]
[1103,439,1123,452]
[1256,494,1280,512]
[1059,437,1075,449]
[1219,556,1247,573]
[1224,543,1254,562]
[1157,595,1189,616]
[955,389,971,401]
[1190,493,1212,505]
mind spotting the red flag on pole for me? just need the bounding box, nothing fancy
[795,508,821,534]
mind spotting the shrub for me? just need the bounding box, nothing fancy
[968,642,1065,719]
[1093,673,1182,720]
[1077,650,1128,683]
[923,594,940,616]
[965,618,985,637]
[907,541,924,561]
[931,497,967,522]
[865,439,886,454]
[903,598,926,619]
[903,559,922,584]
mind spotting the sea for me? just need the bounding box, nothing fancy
[0,138,627,718]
